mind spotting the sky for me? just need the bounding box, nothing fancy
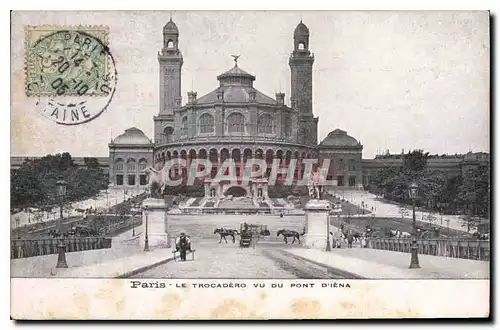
[10,11,490,158]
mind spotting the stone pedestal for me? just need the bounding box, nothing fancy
[139,198,170,249]
[302,199,331,250]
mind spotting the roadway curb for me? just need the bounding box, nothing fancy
[278,249,366,279]
[114,251,193,279]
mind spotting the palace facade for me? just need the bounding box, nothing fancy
[106,19,367,197]
[11,19,489,197]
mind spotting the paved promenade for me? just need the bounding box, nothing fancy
[10,234,159,278]
[11,188,142,229]
[287,247,490,279]
[327,189,478,233]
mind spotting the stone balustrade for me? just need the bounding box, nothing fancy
[366,238,490,261]
[11,237,112,259]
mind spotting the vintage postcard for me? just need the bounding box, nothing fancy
[10,11,490,319]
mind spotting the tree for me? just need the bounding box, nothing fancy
[417,169,447,210]
[11,153,107,209]
[403,149,429,174]
[84,157,100,169]
[458,165,490,218]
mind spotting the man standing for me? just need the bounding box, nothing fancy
[175,232,192,261]
[347,230,354,248]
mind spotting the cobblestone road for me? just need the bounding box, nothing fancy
[131,213,360,279]
[132,242,298,278]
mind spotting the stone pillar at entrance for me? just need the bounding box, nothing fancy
[302,199,331,249]
[139,198,170,249]
[204,182,210,198]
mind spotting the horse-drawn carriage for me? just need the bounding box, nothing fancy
[238,223,270,248]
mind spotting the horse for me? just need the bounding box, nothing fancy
[340,229,361,242]
[277,229,305,244]
[214,228,239,243]
[144,165,166,198]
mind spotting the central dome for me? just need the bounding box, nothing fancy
[195,60,276,105]
[217,64,256,87]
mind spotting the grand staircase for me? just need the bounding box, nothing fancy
[217,197,256,209]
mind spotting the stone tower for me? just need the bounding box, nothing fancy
[154,18,183,143]
[289,20,318,146]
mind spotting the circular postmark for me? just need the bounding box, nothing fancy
[26,29,117,125]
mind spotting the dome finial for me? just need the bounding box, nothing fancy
[231,54,240,67]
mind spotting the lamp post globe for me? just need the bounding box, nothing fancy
[143,205,150,251]
[408,182,420,269]
[55,177,68,268]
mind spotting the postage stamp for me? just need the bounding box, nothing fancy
[24,25,117,125]
[10,11,490,320]
[25,26,110,97]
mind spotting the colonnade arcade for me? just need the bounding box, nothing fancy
[154,147,318,182]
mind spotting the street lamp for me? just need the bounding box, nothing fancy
[131,203,136,237]
[55,178,68,268]
[408,182,420,269]
[143,205,150,251]
[326,211,331,251]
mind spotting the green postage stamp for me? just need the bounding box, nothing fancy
[25,25,111,97]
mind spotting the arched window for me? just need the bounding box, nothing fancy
[163,126,174,143]
[126,159,136,186]
[198,113,215,134]
[139,159,148,171]
[298,42,305,50]
[227,112,245,133]
[126,159,136,172]
[139,159,148,186]
[181,116,188,137]
[167,40,174,49]
[115,158,124,172]
[258,114,274,134]
[348,159,357,171]
[337,159,345,171]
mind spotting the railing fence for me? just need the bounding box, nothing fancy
[366,238,490,261]
[11,237,112,259]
